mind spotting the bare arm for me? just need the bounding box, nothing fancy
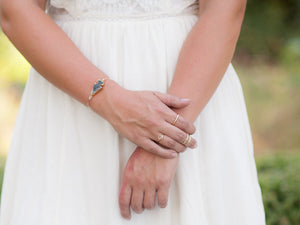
[168,0,247,121]
[0,0,103,105]
[119,0,247,219]
[0,0,197,158]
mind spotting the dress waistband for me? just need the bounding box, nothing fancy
[48,7,199,23]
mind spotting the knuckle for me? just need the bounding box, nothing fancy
[152,91,160,99]
[178,145,186,153]
[148,178,155,187]
[131,132,141,143]
[119,202,129,209]
[177,132,186,142]
[166,139,176,149]
[174,117,183,127]
[154,105,165,115]
[190,125,196,134]
[149,146,159,155]
[165,96,173,105]
[132,175,145,186]
[123,173,132,182]
[144,201,155,209]
[144,117,157,127]
[159,199,168,208]
[123,170,133,181]
[121,212,130,219]
[131,204,143,213]
[131,203,138,210]
[119,198,129,208]
[120,210,128,216]
[190,138,196,147]
[136,177,145,186]
[181,120,189,129]
[157,177,168,186]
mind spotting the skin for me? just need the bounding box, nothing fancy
[119,0,247,219]
[0,0,247,220]
[0,0,198,159]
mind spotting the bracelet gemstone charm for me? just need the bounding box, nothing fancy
[86,78,108,107]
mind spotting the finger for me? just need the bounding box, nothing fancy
[167,112,196,135]
[131,188,145,214]
[153,92,191,109]
[157,186,170,208]
[143,188,156,209]
[143,139,178,159]
[156,134,186,153]
[160,122,197,149]
[119,183,132,219]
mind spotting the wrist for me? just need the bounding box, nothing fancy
[89,78,123,118]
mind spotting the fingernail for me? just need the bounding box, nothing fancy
[171,152,178,158]
[125,215,131,220]
[192,143,197,148]
[181,98,190,102]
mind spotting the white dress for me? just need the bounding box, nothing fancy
[0,0,266,224]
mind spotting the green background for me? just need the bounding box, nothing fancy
[0,1,299,224]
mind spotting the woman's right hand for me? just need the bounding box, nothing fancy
[90,79,197,158]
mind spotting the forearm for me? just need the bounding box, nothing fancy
[1,0,198,158]
[168,0,246,122]
[0,0,108,106]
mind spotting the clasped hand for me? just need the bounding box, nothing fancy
[91,79,195,219]
[92,79,197,158]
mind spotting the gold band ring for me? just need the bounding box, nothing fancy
[172,114,180,126]
[157,134,164,143]
[182,133,191,146]
[186,135,192,146]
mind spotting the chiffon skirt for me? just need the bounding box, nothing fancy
[0,13,266,225]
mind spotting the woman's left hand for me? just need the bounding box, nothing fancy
[118,146,179,219]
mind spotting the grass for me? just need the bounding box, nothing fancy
[234,61,300,154]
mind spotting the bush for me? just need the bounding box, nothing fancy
[0,156,6,201]
[0,153,299,223]
[257,152,300,225]
[236,0,300,63]
[280,38,300,67]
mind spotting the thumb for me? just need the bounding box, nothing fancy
[153,92,191,108]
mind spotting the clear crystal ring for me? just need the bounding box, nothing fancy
[157,134,164,143]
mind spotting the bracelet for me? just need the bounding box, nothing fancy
[86,77,109,107]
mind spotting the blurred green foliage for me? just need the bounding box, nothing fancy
[236,0,300,64]
[0,152,299,225]
[0,156,5,200]
[0,1,300,224]
[235,64,300,152]
[257,153,300,225]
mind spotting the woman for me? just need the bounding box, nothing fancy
[0,0,266,224]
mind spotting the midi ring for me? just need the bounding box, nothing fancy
[182,133,191,146]
[172,114,180,126]
[186,135,192,146]
[157,134,164,143]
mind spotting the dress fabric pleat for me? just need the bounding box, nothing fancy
[0,0,266,224]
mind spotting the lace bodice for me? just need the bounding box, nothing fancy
[48,0,199,19]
